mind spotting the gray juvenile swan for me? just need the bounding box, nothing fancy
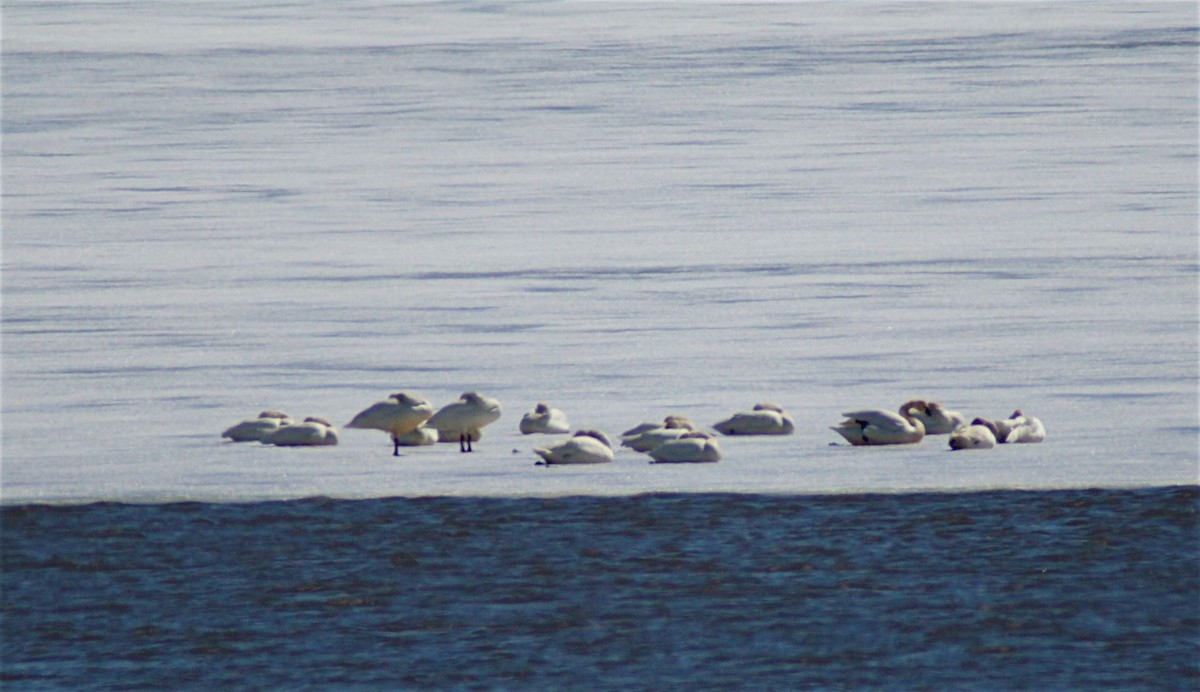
[428,391,502,453]
[346,392,435,456]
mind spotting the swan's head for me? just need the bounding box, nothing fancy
[534,403,550,414]
[1008,409,1024,420]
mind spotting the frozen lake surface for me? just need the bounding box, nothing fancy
[2,1,1197,503]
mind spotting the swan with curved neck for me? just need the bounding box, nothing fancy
[831,403,926,446]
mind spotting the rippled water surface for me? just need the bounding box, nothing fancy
[3,488,1197,688]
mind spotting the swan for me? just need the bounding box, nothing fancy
[395,425,439,447]
[519,403,571,435]
[621,415,693,439]
[346,392,435,456]
[647,431,722,463]
[428,391,502,452]
[1005,414,1045,443]
[993,410,1025,441]
[948,418,999,450]
[222,410,293,442]
[901,399,967,435]
[262,416,338,447]
[831,404,926,446]
[621,416,698,452]
[713,403,795,436]
[534,430,614,465]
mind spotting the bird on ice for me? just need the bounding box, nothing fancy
[346,392,435,456]
[222,410,293,442]
[428,391,502,453]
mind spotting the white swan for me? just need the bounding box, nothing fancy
[534,430,614,465]
[990,409,1045,443]
[428,391,502,452]
[262,416,338,447]
[621,415,692,438]
[713,403,795,436]
[992,410,1025,441]
[346,392,435,456]
[395,425,439,447]
[519,403,571,435]
[901,399,967,435]
[647,431,722,463]
[831,404,926,446]
[949,418,999,450]
[222,410,293,442]
[1005,414,1046,443]
[621,416,698,452]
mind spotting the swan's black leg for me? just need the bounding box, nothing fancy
[459,433,468,453]
[392,436,401,457]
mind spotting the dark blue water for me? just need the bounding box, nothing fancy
[4,487,1197,689]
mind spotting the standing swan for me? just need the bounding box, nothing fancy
[222,410,292,442]
[948,418,999,450]
[647,431,722,463]
[519,403,571,435]
[261,416,339,447]
[831,404,926,446]
[534,430,614,465]
[713,403,795,436]
[428,391,502,452]
[346,392,435,456]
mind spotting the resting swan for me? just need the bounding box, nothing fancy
[1006,413,1046,443]
[647,431,722,463]
[262,416,338,447]
[831,404,926,446]
[949,418,999,450]
[713,403,795,436]
[534,430,614,465]
[621,416,698,452]
[519,403,571,435]
[222,410,292,442]
[428,391,502,452]
[901,399,967,435]
[346,392,435,456]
